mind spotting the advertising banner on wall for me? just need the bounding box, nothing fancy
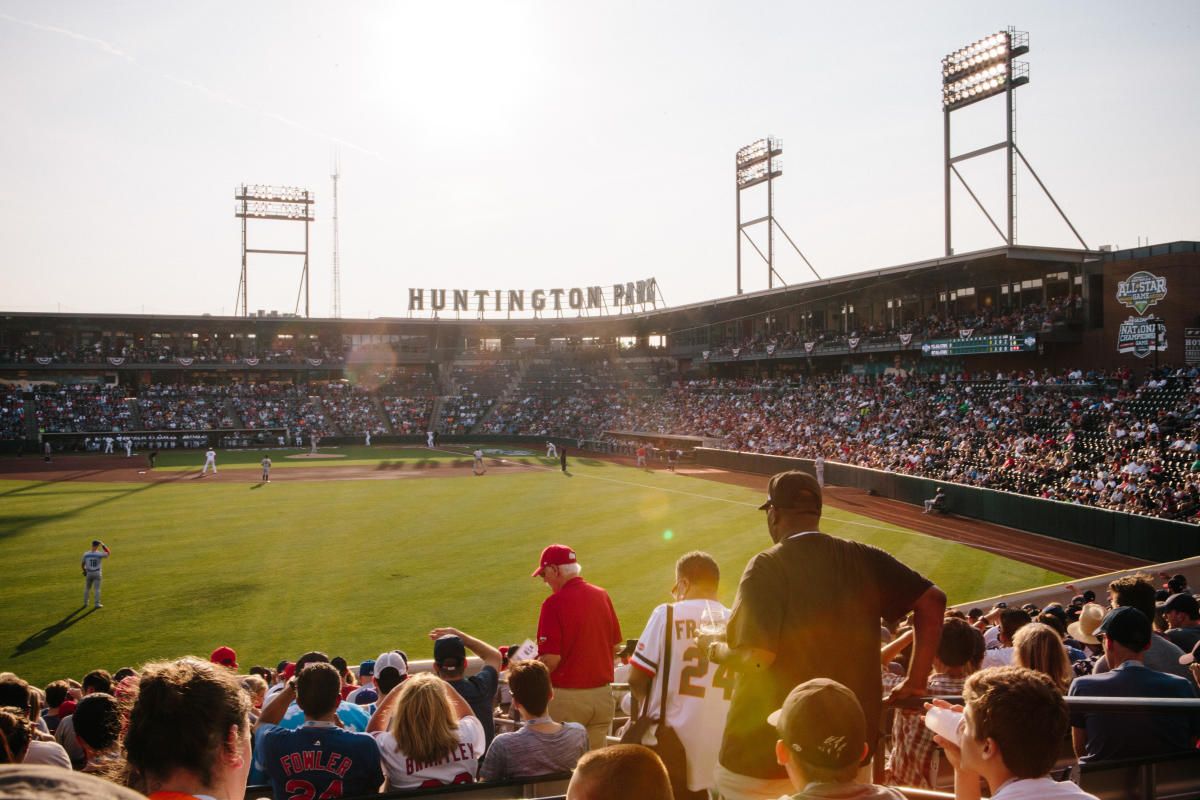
[1185,328,1200,365]
[1116,271,1167,315]
[1117,316,1166,358]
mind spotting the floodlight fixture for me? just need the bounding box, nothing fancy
[734,136,818,294]
[940,28,1087,256]
[234,184,315,318]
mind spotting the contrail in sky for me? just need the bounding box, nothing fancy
[0,11,388,162]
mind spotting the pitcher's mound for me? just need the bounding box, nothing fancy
[286,453,346,459]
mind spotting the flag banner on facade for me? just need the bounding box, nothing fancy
[765,343,777,355]
[848,337,860,350]
[701,351,710,360]
[731,348,741,359]
[306,358,323,367]
[107,357,125,366]
[899,333,913,346]
[959,328,974,339]
[243,357,260,366]
[177,357,194,366]
[804,342,815,353]
[35,356,52,365]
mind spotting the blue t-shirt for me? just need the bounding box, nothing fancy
[450,666,499,746]
[1069,661,1200,763]
[261,723,383,800]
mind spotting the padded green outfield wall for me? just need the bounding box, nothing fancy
[694,448,1200,563]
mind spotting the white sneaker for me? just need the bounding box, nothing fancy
[95,604,103,608]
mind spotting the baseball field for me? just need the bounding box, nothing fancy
[0,445,1073,686]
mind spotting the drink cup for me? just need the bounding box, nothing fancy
[924,706,963,747]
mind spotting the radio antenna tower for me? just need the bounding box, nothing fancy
[330,153,342,318]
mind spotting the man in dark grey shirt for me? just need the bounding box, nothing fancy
[429,628,502,746]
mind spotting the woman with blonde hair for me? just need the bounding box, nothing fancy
[368,672,485,788]
[1013,622,1073,693]
[121,658,253,799]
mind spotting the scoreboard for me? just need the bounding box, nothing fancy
[921,334,1037,357]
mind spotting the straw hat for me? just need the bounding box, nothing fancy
[1067,602,1105,645]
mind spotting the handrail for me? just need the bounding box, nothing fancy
[890,695,1200,713]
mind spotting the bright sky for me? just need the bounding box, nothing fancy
[1,0,1197,318]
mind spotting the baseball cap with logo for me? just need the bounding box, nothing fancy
[433,635,468,670]
[767,678,867,771]
[375,650,408,678]
[358,659,376,678]
[1094,606,1152,653]
[758,471,822,512]
[209,646,238,670]
[532,544,577,577]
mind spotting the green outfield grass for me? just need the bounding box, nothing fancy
[0,449,1068,686]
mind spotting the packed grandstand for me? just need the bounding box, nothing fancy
[2,358,1198,523]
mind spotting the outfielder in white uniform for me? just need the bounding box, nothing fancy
[365,431,371,447]
[310,434,319,455]
[473,448,486,476]
[261,456,272,483]
[426,430,435,448]
[546,441,558,459]
[103,436,114,454]
[202,448,217,475]
[628,552,732,795]
[123,438,132,457]
[81,540,111,608]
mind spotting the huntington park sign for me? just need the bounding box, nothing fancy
[407,278,659,315]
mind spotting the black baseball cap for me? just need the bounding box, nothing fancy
[768,678,866,770]
[1095,606,1151,653]
[758,471,822,512]
[433,635,467,669]
[1162,593,1199,617]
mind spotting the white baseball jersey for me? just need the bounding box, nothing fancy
[82,550,109,575]
[205,449,216,461]
[631,600,733,791]
[473,449,483,460]
[371,715,484,789]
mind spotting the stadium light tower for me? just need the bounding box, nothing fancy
[942,28,1088,255]
[735,137,820,294]
[234,185,316,317]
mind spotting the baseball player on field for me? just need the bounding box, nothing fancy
[261,455,272,483]
[426,430,435,448]
[310,434,319,455]
[473,448,486,476]
[123,437,132,458]
[636,445,647,468]
[202,447,217,475]
[546,441,558,459]
[103,436,114,454]
[364,430,371,447]
[81,539,111,608]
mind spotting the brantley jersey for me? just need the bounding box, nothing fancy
[631,599,733,791]
[260,722,383,800]
[81,551,108,574]
[371,715,485,789]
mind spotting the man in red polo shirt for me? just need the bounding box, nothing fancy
[533,544,622,751]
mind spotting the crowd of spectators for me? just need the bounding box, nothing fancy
[317,382,390,437]
[706,296,1079,359]
[33,385,134,434]
[0,384,25,438]
[3,550,1195,800]
[138,385,235,430]
[0,340,345,366]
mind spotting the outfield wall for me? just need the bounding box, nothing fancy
[694,448,1200,563]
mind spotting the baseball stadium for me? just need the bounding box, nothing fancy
[2,4,1199,800]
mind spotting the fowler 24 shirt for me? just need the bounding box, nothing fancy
[537,577,623,689]
[720,531,932,780]
[260,722,383,800]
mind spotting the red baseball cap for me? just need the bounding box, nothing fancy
[532,544,577,577]
[210,646,238,670]
[280,662,295,680]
